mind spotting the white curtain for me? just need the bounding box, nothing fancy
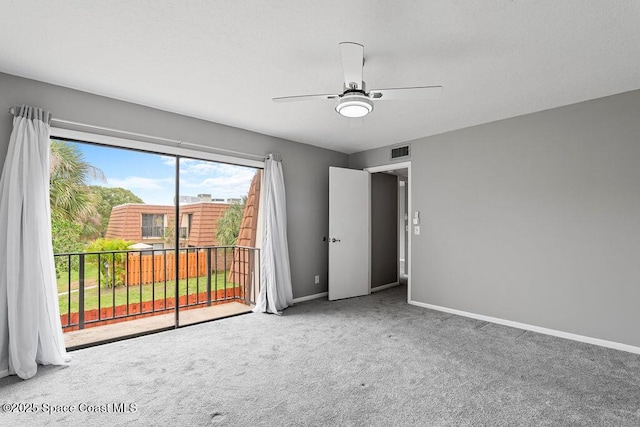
[0,105,70,380]
[254,153,294,314]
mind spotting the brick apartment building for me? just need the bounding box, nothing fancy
[105,171,262,250]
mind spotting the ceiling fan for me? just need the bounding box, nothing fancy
[273,42,443,119]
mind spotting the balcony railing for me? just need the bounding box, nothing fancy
[141,225,166,239]
[54,245,259,332]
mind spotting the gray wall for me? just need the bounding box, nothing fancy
[350,89,640,348]
[0,72,348,299]
[370,173,398,288]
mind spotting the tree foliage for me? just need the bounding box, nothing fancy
[49,140,105,274]
[89,185,143,237]
[85,238,133,287]
[161,217,175,249]
[216,198,246,246]
[50,140,104,222]
[85,237,133,253]
[49,140,145,256]
[51,218,84,277]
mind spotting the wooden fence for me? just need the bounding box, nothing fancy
[126,250,234,286]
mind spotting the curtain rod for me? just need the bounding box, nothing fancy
[7,107,268,162]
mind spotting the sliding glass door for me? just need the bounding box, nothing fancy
[51,137,261,348]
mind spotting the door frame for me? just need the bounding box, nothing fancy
[364,161,412,303]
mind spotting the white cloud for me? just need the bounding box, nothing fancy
[135,190,174,205]
[180,162,258,199]
[180,161,252,176]
[108,176,174,191]
[160,156,175,166]
[160,156,197,167]
[106,160,258,204]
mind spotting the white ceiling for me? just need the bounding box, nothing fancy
[1,1,639,154]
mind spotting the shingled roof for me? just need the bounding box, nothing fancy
[229,170,262,288]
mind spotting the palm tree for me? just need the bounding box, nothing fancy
[216,198,246,246]
[49,140,105,222]
[49,140,105,271]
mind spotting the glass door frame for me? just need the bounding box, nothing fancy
[50,127,265,331]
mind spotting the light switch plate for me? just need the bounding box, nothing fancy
[414,226,420,235]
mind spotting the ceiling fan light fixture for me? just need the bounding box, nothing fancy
[335,94,373,118]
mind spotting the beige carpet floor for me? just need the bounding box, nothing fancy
[1,284,639,426]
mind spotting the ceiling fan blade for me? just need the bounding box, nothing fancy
[369,86,443,100]
[339,42,364,90]
[272,94,339,103]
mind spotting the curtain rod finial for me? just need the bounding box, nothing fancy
[267,153,282,162]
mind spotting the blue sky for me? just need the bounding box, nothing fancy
[66,141,258,205]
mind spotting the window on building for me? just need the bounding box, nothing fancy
[179,213,194,240]
[141,213,166,238]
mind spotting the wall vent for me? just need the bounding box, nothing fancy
[391,145,410,159]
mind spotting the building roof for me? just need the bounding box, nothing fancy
[105,202,232,247]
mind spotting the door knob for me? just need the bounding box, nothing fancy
[331,238,341,243]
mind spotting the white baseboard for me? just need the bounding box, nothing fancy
[409,299,640,355]
[371,282,399,293]
[293,291,327,303]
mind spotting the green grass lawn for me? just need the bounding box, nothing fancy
[58,271,241,315]
[56,262,100,293]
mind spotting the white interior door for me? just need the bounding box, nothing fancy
[329,167,370,300]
